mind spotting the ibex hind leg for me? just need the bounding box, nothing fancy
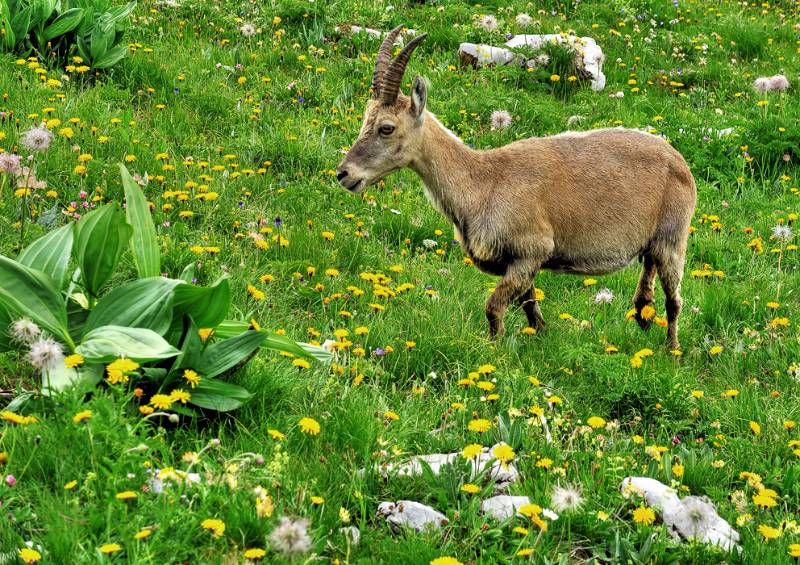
[517,287,546,332]
[632,252,657,331]
[652,242,686,350]
[486,259,543,338]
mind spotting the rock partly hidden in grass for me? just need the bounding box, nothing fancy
[621,477,741,552]
[377,501,449,533]
[370,443,519,492]
[480,495,533,521]
[458,34,606,91]
[334,24,417,46]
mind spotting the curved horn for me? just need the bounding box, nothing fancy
[371,25,405,99]
[379,32,428,106]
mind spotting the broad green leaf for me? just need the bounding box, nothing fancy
[168,314,202,379]
[0,255,72,348]
[200,330,266,379]
[18,223,74,289]
[43,7,83,40]
[42,362,102,395]
[190,378,253,412]
[263,332,333,364]
[10,5,31,40]
[93,41,125,68]
[83,277,182,337]
[178,262,195,283]
[77,325,179,363]
[89,13,113,60]
[120,164,160,277]
[0,301,13,352]
[172,276,230,329]
[91,43,128,68]
[73,203,132,297]
[214,320,332,363]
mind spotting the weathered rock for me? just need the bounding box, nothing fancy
[480,495,532,521]
[377,500,449,533]
[621,476,741,552]
[376,443,519,492]
[335,24,417,46]
[458,34,606,91]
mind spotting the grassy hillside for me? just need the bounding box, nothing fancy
[1,0,799,562]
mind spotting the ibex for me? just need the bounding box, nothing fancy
[337,27,697,349]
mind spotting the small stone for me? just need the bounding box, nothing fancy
[377,500,449,533]
[480,495,532,520]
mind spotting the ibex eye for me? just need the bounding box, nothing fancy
[378,124,395,136]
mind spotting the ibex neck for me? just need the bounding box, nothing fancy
[408,112,481,226]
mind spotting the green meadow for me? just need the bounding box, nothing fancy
[1,0,799,562]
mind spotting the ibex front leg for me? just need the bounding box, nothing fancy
[486,258,544,337]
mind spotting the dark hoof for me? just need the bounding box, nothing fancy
[635,315,652,331]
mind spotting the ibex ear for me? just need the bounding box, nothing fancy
[410,76,427,122]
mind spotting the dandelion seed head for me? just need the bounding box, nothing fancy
[772,224,792,241]
[268,517,312,556]
[594,288,614,304]
[491,110,512,130]
[550,484,585,512]
[478,14,498,32]
[27,337,64,370]
[11,318,42,344]
[20,125,53,153]
[516,13,533,27]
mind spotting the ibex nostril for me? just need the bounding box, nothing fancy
[336,170,348,181]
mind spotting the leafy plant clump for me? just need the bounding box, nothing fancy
[0,164,329,416]
[0,0,136,69]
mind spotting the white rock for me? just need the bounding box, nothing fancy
[335,24,416,46]
[378,443,519,492]
[621,477,740,552]
[459,34,606,91]
[480,495,532,520]
[377,500,449,533]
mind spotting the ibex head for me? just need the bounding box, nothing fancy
[337,27,428,192]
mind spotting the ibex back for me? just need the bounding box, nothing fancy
[337,26,697,349]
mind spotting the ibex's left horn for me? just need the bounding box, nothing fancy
[379,33,427,106]
[371,25,405,99]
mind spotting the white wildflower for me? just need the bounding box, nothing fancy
[594,288,614,304]
[268,517,313,556]
[27,337,64,370]
[422,239,438,249]
[515,13,532,27]
[550,484,585,513]
[772,224,792,241]
[20,125,53,153]
[490,110,512,130]
[542,508,560,520]
[478,14,498,32]
[11,318,42,344]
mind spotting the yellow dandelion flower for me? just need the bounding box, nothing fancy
[299,417,321,435]
[632,505,655,525]
[72,410,92,423]
[201,518,226,537]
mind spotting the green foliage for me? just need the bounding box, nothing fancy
[0,165,330,409]
[0,0,135,69]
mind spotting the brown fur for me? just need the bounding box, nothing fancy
[338,79,696,349]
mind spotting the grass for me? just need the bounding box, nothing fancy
[1,0,799,562]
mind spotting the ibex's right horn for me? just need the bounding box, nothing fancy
[371,25,405,99]
[379,32,428,106]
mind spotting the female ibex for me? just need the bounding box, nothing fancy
[337,26,697,349]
